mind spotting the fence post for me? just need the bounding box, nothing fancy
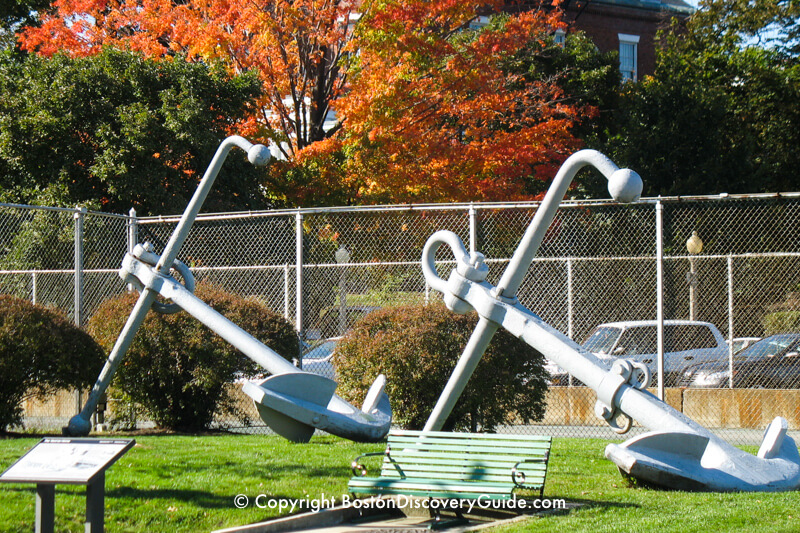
[73,206,87,328]
[74,205,87,416]
[127,208,138,253]
[655,199,665,401]
[567,257,574,387]
[127,208,138,292]
[468,203,477,255]
[284,264,290,320]
[727,255,734,389]
[295,211,304,362]
[31,272,37,305]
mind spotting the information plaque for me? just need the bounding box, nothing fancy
[1,438,135,533]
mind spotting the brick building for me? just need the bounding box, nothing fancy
[561,0,694,80]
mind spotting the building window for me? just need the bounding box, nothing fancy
[469,16,490,30]
[554,29,566,46]
[618,34,639,82]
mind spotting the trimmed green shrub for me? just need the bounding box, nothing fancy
[88,283,298,432]
[0,295,105,431]
[763,311,800,336]
[333,304,548,432]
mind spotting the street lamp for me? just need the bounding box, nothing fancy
[686,231,703,320]
[335,246,351,335]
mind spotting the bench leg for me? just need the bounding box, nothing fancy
[426,499,468,531]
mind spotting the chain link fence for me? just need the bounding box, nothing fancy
[3,194,800,446]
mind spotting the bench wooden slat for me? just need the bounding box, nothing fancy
[392,435,550,450]
[384,450,547,464]
[386,444,548,456]
[380,460,547,473]
[377,472,545,484]
[348,430,552,502]
[390,433,550,442]
[349,479,519,500]
[379,462,547,475]
[390,429,550,441]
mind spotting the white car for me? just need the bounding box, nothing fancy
[582,320,729,386]
[732,337,761,354]
[549,320,729,386]
[300,338,339,379]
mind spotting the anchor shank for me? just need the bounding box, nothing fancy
[496,150,623,298]
[423,317,499,431]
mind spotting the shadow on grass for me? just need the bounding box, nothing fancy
[107,486,236,509]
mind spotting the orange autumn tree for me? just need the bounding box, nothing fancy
[329,0,588,203]
[20,0,591,205]
[19,0,355,164]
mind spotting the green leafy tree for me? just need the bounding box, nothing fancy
[503,29,621,197]
[0,48,266,215]
[0,0,48,48]
[0,295,105,431]
[602,5,800,197]
[691,0,800,56]
[333,304,548,432]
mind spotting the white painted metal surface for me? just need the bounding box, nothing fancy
[420,150,800,491]
[64,136,391,443]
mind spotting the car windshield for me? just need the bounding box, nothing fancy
[615,327,658,355]
[739,335,799,360]
[303,340,336,360]
[583,327,622,354]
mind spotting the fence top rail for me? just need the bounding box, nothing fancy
[5,192,800,225]
[0,202,129,220]
[133,192,800,225]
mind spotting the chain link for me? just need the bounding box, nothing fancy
[3,196,800,445]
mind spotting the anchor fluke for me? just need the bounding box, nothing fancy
[242,372,392,443]
[605,417,800,491]
[243,373,336,443]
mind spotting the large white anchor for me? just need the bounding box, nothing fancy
[64,136,391,443]
[421,149,800,491]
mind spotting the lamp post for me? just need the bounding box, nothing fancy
[335,246,351,335]
[686,231,703,321]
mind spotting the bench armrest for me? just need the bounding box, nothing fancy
[352,445,406,478]
[351,451,387,477]
[511,454,549,490]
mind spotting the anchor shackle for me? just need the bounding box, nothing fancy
[421,230,489,315]
[125,242,196,314]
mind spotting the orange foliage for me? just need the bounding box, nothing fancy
[332,0,586,203]
[21,0,357,160]
[20,0,587,205]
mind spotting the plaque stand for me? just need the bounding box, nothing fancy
[1,438,134,533]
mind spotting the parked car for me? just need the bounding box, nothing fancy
[732,337,761,354]
[679,333,800,388]
[551,320,729,386]
[311,305,382,339]
[300,337,339,379]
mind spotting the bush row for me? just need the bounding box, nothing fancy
[0,284,297,432]
[8,285,800,435]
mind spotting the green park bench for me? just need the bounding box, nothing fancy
[348,429,552,505]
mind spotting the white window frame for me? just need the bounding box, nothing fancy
[618,33,640,82]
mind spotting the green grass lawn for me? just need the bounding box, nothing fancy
[0,433,382,532]
[2,432,800,532]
